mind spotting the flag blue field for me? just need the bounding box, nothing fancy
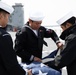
[21,61,61,75]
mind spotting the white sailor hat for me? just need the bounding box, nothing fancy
[0,1,14,14]
[29,11,45,21]
[57,12,74,25]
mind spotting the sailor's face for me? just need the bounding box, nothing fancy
[61,25,67,31]
[61,23,72,31]
[0,12,10,27]
[30,20,42,30]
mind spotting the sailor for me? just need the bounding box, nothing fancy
[14,10,63,75]
[14,11,62,64]
[0,1,32,75]
[46,11,76,75]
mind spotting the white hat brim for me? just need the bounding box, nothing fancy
[0,1,14,14]
[57,12,74,25]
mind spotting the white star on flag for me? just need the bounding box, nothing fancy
[40,63,47,67]
[37,70,48,75]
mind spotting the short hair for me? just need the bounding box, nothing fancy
[0,8,9,14]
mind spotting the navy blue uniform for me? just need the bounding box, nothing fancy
[14,24,60,64]
[0,27,26,75]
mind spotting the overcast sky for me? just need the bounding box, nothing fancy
[1,0,76,26]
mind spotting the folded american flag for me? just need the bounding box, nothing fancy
[20,61,61,75]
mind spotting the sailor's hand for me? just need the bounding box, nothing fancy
[28,69,32,75]
[57,42,63,49]
[34,57,42,62]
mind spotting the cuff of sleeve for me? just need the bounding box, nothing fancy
[30,55,34,61]
[56,40,60,44]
